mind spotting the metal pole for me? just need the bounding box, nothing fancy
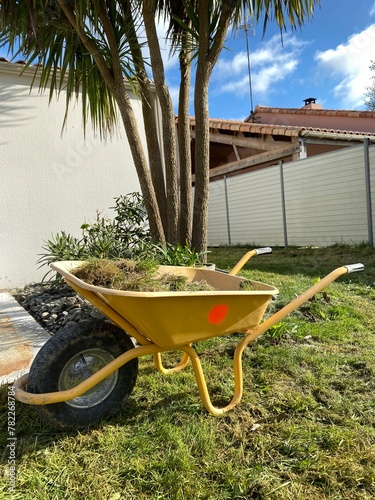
[224,175,231,246]
[279,160,288,248]
[364,138,374,248]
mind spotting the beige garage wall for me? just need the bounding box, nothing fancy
[0,63,154,288]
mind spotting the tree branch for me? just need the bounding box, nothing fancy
[97,0,123,82]
[207,1,235,67]
[57,0,115,88]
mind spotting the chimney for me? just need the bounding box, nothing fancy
[302,97,323,110]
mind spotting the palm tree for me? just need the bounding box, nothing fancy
[0,0,321,253]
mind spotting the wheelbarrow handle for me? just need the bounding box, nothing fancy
[244,262,365,344]
[345,263,365,273]
[229,247,272,276]
[254,247,273,255]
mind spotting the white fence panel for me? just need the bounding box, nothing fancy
[207,179,228,246]
[370,144,375,242]
[227,165,284,245]
[207,143,375,248]
[284,146,368,246]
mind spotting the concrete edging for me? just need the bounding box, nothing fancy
[0,291,51,385]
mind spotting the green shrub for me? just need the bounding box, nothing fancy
[38,193,209,281]
[38,193,150,280]
[142,242,206,267]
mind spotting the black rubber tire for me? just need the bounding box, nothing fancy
[27,320,138,429]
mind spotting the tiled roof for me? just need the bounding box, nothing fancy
[0,57,28,64]
[251,105,375,120]
[214,119,301,136]
[184,116,375,138]
[187,116,302,137]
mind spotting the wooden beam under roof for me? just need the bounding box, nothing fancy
[233,144,241,160]
[192,142,300,181]
[190,129,287,151]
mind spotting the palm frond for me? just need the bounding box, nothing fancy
[0,0,145,136]
[251,0,321,35]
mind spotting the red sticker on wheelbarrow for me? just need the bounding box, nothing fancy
[208,304,228,324]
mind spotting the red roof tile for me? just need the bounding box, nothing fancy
[251,105,375,120]
[180,116,375,139]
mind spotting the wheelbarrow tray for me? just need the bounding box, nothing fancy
[51,261,279,348]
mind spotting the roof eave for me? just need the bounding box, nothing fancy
[0,61,154,94]
[300,129,375,142]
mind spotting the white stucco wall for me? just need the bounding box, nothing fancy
[0,62,152,288]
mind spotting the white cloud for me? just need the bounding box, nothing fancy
[315,24,375,108]
[212,34,306,98]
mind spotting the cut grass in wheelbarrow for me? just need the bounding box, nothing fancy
[13,248,364,429]
[71,257,218,292]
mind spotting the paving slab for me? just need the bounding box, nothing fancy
[0,291,51,385]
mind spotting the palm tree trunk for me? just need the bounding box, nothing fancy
[119,0,168,238]
[113,86,166,244]
[192,70,211,254]
[142,0,179,244]
[178,50,193,245]
[192,0,236,253]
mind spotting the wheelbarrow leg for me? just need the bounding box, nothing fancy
[178,263,365,416]
[153,351,190,374]
[180,344,248,415]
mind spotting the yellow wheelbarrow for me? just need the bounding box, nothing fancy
[13,249,364,429]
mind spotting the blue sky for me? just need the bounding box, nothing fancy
[161,0,375,120]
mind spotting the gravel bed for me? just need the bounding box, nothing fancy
[12,281,106,334]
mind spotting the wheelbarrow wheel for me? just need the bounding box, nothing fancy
[27,320,138,429]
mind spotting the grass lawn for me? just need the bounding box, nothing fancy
[1,245,375,499]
